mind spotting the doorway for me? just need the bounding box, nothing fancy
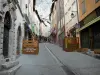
[3,12,11,58]
[81,28,90,48]
[92,21,100,49]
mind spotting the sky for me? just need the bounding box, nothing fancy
[36,0,52,20]
[35,0,52,37]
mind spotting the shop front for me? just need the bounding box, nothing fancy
[80,19,100,50]
[79,8,100,51]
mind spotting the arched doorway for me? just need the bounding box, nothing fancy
[3,11,11,58]
[17,26,21,55]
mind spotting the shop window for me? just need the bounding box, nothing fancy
[95,0,100,3]
[96,6,100,17]
[92,21,100,49]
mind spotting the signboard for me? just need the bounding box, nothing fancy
[22,38,39,54]
[64,37,79,52]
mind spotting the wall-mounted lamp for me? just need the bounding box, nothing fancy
[71,11,77,18]
[71,13,75,18]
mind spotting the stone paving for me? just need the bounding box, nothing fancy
[45,43,100,75]
[15,43,67,75]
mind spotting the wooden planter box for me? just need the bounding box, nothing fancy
[22,39,39,55]
[94,49,100,54]
[64,37,79,52]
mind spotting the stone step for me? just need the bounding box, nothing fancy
[1,60,19,70]
[0,64,21,75]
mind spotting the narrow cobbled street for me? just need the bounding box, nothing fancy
[15,43,100,75]
[0,0,100,75]
[15,43,68,75]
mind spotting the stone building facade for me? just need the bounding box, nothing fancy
[78,0,100,49]
[0,0,36,70]
[0,0,18,70]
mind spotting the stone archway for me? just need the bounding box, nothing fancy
[3,11,11,58]
[17,26,21,55]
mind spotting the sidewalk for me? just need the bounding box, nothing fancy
[45,43,100,75]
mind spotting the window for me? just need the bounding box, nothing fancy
[95,0,100,3]
[7,0,11,3]
[96,7,100,16]
[26,4,27,9]
[82,0,86,14]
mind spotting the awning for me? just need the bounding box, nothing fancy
[77,16,100,32]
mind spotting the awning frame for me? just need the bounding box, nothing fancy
[77,16,100,32]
